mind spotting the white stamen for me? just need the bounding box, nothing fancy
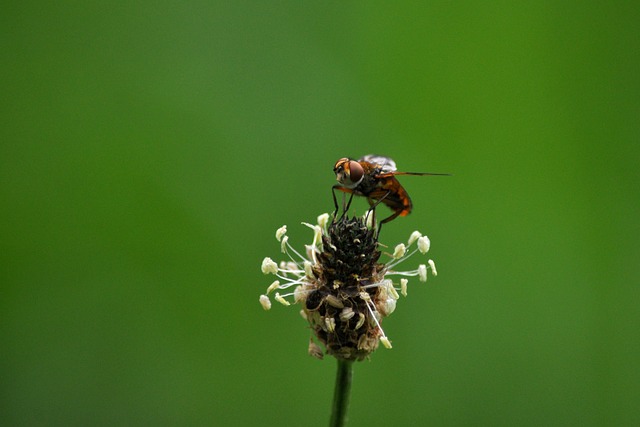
[302,222,322,246]
[259,295,271,310]
[275,225,287,242]
[279,261,291,278]
[428,259,438,276]
[284,240,308,264]
[305,244,318,265]
[275,292,290,306]
[261,257,278,275]
[363,299,387,342]
[393,243,406,259]
[364,212,374,229]
[380,336,393,349]
[400,278,408,297]
[325,317,336,333]
[317,213,330,229]
[308,339,324,360]
[418,264,427,282]
[339,307,355,322]
[418,236,431,254]
[326,294,345,309]
[380,297,396,316]
[293,285,307,303]
[304,261,314,278]
[280,235,289,253]
[386,280,400,299]
[408,231,422,246]
[267,280,280,294]
[285,261,298,272]
[355,313,366,329]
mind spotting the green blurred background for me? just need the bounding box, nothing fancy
[2,1,639,425]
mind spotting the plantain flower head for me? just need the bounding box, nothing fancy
[259,213,438,361]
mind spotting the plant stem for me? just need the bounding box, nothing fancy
[329,359,354,427]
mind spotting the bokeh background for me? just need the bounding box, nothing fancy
[2,1,639,426]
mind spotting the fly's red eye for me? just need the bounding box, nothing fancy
[348,161,364,183]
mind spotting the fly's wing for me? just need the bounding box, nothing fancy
[359,154,397,173]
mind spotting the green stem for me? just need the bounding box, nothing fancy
[329,359,354,427]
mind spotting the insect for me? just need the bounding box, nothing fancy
[332,154,449,226]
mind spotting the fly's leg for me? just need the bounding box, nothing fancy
[380,209,401,225]
[332,186,340,223]
[332,185,354,223]
[343,193,354,218]
[367,191,393,237]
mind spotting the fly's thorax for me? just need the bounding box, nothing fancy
[353,169,382,195]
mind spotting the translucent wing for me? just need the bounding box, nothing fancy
[359,154,397,173]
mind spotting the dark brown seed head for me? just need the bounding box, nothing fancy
[303,216,386,361]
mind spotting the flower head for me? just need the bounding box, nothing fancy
[259,213,439,361]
